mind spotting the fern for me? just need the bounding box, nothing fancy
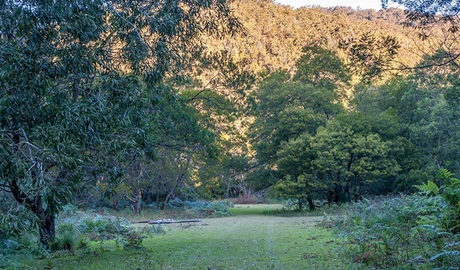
[429,250,460,261]
[439,168,460,189]
[414,180,440,196]
[444,241,460,249]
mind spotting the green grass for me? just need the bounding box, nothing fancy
[21,205,355,270]
[229,204,337,217]
[229,204,284,215]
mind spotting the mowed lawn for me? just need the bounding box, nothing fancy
[33,205,354,270]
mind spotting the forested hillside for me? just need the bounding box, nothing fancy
[210,0,423,78]
[233,1,460,210]
[193,0,456,205]
[191,1,431,180]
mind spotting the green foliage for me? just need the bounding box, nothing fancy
[245,170,277,191]
[249,37,460,208]
[57,212,131,245]
[249,47,348,206]
[349,69,460,191]
[337,169,460,269]
[273,175,313,210]
[272,112,402,206]
[439,168,460,189]
[120,230,144,250]
[294,46,350,89]
[0,0,240,247]
[150,225,166,235]
[50,222,82,252]
[250,47,345,166]
[437,169,460,233]
[413,169,460,232]
[415,180,440,195]
[249,45,415,205]
[79,217,130,241]
[336,195,454,268]
[339,32,400,82]
[312,118,400,190]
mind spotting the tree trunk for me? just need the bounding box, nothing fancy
[156,190,161,209]
[113,198,120,211]
[161,173,185,210]
[307,194,315,211]
[297,198,303,211]
[226,182,231,199]
[131,189,142,215]
[344,182,351,202]
[38,212,56,248]
[10,179,56,247]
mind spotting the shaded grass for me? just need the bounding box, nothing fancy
[229,204,284,216]
[28,213,355,270]
[230,204,337,217]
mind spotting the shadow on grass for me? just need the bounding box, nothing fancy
[229,204,325,217]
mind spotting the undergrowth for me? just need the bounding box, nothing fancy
[0,199,234,269]
[335,169,460,269]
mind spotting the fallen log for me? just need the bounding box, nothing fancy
[135,219,202,224]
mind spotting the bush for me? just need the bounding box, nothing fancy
[52,222,93,254]
[335,195,459,269]
[150,224,166,234]
[58,212,130,241]
[120,230,144,250]
[0,232,47,269]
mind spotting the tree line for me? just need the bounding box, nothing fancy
[248,46,460,209]
[246,0,460,209]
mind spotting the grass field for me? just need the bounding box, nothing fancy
[228,204,284,215]
[26,205,354,270]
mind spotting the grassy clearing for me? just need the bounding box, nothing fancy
[26,205,354,270]
[229,204,335,217]
[229,204,284,215]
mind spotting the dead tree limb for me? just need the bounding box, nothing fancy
[135,219,202,224]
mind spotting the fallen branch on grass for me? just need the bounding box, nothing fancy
[136,219,202,224]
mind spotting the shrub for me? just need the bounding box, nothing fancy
[150,224,166,234]
[52,220,91,253]
[57,211,153,251]
[120,230,144,250]
[335,195,458,269]
[0,232,47,269]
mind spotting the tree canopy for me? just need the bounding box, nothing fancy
[0,0,240,247]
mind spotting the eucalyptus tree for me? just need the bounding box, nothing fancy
[0,0,240,247]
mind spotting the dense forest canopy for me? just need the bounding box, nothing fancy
[212,0,423,78]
